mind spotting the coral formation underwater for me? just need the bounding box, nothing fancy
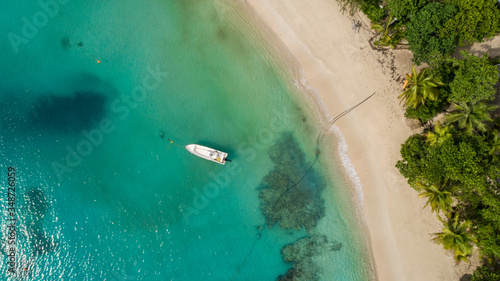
[277,235,342,281]
[258,132,325,231]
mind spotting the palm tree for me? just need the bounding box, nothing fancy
[433,212,477,263]
[426,122,453,146]
[372,18,405,49]
[445,101,498,135]
[416,179,457,214]
[398,65,444,108]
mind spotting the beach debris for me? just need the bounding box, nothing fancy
[352,20,361,32]
[403,73,412,89]
[277,235,342,281]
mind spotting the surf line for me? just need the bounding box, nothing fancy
[272,92,376,211]
[230,92,377,280]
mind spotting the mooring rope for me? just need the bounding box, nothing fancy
[317,92,376,144]
[162,131,185,154]
[272,92,376,210]
[230,152,319,281]
[229,233,261,281]
[229,92,376,280]
[271,152,320,211]
[166,138,183,148]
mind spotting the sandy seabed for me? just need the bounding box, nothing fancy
[218,0,500,280]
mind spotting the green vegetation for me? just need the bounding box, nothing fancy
[416,178,457,214]
[472,265,500,281]
[399,65,448,123]
[398,65,444,108]
[490,56,500,65]
[394,54,499,274]
[404,99,445,123]
[433,213,476,262]
[405,2,459,64]
[361,0,386,23]
[371,17,405,48]
[443,0,500,45]
[396,127,500,264]
[425,122,453,146]
[336,0,500,275]
[358,0,500,65]
[387,0,430,22]
[445,102,498,135]
[449,52,499,103]
[393,11,499,277]
[487,130,500,154]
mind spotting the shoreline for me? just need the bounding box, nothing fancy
[224,0,484,280]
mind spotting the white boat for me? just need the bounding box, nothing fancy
[185,144,228,165]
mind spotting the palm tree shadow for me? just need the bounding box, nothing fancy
[455,36,500,58]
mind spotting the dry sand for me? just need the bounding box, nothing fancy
[231,0,492,280]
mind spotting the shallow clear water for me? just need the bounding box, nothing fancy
[0,0,372,280]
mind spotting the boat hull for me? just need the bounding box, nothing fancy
[185,144,228,165]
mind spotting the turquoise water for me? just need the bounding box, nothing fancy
[0,0,373,280]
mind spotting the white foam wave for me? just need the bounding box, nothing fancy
[329,125,367,224]
[291,70,367,225]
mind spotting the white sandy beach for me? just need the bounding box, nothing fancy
[233,0,500,280]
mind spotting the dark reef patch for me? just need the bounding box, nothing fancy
[25,188,58,256]
[277,235,342,281]
[26,188,49,218]
[30,92,107,133]
[258,132,326,231]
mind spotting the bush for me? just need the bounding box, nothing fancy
[448,51,499,103]
[387,0,430,22]
[361,0,386,23]
[443,0,500,46]
[406,2,459,64]
[472,265,500,281]
[429,57,456,85]
[336,0,365,15]
[404,99,445,123]
[395,134,429,188]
